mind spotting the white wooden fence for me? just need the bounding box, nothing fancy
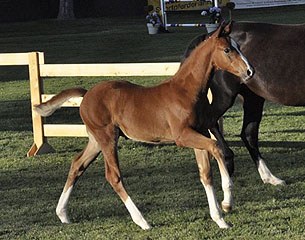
[0,52,217,157]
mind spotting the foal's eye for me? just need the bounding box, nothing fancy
[224,48,231,54]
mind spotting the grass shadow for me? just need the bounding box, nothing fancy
[0,100,32,131]
[0,99,83,132]
[0,66,29,82]
[229,140,305,149]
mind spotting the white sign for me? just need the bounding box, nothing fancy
[234,0,305,9]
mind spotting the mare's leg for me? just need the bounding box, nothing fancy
[94,125,151,230]
[204,73,241,177]
[209,122,235,177]
[194,149,232,228]
[175,128,233,228]
[56,132,100,223]
[240,88,285,185]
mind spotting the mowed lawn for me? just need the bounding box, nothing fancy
[1,5,305,239]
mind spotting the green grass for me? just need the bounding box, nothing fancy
[1,5,305,240]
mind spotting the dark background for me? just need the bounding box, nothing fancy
[0,0,147,22]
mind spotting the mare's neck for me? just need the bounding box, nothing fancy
[170,39,214,98]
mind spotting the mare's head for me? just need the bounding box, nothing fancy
[208,22,254,82]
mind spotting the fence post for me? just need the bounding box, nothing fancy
[27,52,55,157]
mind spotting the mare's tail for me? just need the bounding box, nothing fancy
[34,88,87,117]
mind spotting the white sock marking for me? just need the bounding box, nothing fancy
[203,184,231,228]
[56,186,73,223]
[124,196,151,230]
[257,158,286,185]
[221,177,233,211]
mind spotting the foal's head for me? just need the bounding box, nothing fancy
[208,22,254,82]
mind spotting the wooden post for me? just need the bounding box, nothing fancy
[27,52,55,157]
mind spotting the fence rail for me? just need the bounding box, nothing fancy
[40,63,180,77]
[0,52,44,65]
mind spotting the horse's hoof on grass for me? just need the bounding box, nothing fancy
[137,221,152,230]
[263,177,286,186]
[216,218,233,229]
[221,202,232,213]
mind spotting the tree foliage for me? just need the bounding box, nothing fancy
[0,0,147,22]
[58,0,75,20]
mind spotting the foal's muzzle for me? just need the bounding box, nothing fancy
[242,66,254,82]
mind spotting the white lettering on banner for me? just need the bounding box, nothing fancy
[234,0,305,9]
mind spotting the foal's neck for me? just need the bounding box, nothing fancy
[171,39,214,98]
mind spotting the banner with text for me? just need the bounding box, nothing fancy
[234,0,305,9]
[147,0,230,13]
[165,0,230,12]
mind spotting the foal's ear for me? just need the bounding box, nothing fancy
[212,21,233,38]
[222,21,233,36]
[211,23,224,39]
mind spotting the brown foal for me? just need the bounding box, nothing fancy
[35,22,253,229]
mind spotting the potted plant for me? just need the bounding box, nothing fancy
[146,11,162,35]
[201,6,223,33]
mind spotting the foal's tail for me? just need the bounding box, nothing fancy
[34,88,87,117]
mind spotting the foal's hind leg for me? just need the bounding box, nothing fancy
[56,133,100,223]
[194,149,232,229]
[94,126,151,230]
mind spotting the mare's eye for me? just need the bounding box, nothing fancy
[224,48,231,54]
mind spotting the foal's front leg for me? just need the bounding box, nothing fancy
[194,149,232,228]
[175,127,233,228]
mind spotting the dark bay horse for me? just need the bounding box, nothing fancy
[183,21,305,185]
[34,23,253,229]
